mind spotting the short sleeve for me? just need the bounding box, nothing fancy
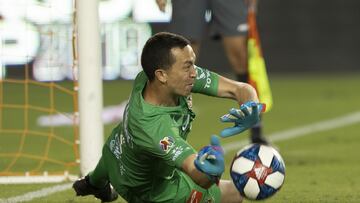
[192,66,219,96]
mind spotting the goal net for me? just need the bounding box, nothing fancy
[0,0,79,183]
[0,0,156,184]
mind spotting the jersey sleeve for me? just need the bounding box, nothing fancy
[192,65,219,96]
[143,116,197,168]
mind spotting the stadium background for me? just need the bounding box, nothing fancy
[1,0,360,202]
[154,0,360,74]
[3,0,360,78]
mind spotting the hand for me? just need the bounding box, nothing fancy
[220,101,265,137]
[155,0,167,12]
[194,135,224,183]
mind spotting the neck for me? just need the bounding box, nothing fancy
[143,81,179,106]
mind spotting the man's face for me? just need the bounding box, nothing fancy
[165,45,197,97]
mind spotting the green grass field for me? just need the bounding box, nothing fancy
[1,73,360,202]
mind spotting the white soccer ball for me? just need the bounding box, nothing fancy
[230,144,285,200]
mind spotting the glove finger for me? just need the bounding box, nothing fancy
[210,135,221,147]
[220,126,245,137]
[252,102,259,116]
[244,101,256,107]
[220,114,239,123]
[240,105,251,116]
[229,108,245,119]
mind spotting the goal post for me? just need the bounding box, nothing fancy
[75,0,104,176]
[0,0,104,183]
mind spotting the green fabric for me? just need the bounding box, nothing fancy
[97,142,221,202]
[192,65,219,96]
[88,66,221,202]
[88,154,109,189]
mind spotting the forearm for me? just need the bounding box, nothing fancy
[217,76,259,104]
[233,82,259,105]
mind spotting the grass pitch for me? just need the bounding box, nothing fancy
[0,73,360,202]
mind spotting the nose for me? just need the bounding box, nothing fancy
[190,66,197,78]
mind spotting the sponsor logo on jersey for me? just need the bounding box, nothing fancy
[186,190,203,203]
[171,146,184,161]
[204,69,211,89]
[159,136,175,153]
[195,66,212,89]
[196,67,206,80]
[109,133,121,159]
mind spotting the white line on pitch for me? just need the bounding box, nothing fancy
[0,183,72,203]
[2,111,360,203]
[223,111,360,153]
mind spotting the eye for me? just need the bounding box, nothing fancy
[184,65,191,71]
[184,61,194,71]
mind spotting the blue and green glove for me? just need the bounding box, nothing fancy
[194,135,224,184]
[220,101,265,138]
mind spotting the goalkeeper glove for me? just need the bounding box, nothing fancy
[194,135,224,184]
[220,101,265,138]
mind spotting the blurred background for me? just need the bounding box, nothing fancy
[1,0,359,82]
[1,0,360,202]
[198,0,360,73]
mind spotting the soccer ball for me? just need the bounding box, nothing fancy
[230,144,285,200]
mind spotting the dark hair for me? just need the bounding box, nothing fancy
[141,32,190,81]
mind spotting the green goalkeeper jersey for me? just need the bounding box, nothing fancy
[106,66,219,202]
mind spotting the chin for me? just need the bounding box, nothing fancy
[180,91,191,97]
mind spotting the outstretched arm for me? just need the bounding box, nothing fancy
[216,75,259,105]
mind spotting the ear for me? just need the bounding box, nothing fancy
[154,69,168,84]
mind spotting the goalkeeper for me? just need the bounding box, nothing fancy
[73,32,263,202]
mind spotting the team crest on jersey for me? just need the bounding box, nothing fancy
[159,136,175,153]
